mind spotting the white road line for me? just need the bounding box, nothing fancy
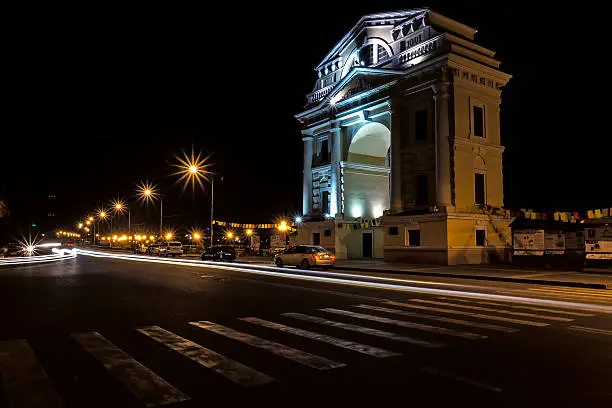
[409,299,573,322]
[528,288,612,299]
[0,339,65,408]
[488,291,612,313]
[435,297,595,317]
[137,326,274,387]
[421,367,502,393]
[283,313,444,348]
[190,321,345,370]
[385,301,549,327]
[567,326,612,336]
[240,317,399,358]
[355,304,518,333]
[319,308,486,340]
[72,332,189,407]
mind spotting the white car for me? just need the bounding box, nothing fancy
[274,245,335,269]
[159,241,183,257]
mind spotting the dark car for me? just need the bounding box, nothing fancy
[201,245,236,261]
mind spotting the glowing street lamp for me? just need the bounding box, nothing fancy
[111,199,130,234]
[137,181,163,235]
[78,222,83,229]
[277,220,289,247]
[226,232,233,239]
[172,148,215,247]
[193,233,201,240]
[165,232,173,240]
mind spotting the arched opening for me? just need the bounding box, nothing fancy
[347,122,391,167]
[344,122,391,219]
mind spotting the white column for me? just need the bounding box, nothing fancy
[433,81,453,209]
[330,125,342,217]
[302,135,313,216]
[390,102,403,211]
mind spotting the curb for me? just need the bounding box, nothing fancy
[332,266,609,290]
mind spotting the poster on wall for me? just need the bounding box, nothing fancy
[545,231,565,255]
[585,226,612,259]
[513,229,545,256]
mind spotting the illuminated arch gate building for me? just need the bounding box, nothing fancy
[295,9,513,264]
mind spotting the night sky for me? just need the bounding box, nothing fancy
[1,2,611,241]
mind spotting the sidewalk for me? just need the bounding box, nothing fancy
[333,260,611,289]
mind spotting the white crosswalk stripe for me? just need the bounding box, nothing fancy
[567,326,612,336]
[0,339,65,408]
[190,320,346,370]
[240,317,400,357]
[385,300,549,327]
[138,325,274,387]
[319,308,487,340]
[72,331,189,407]
[283,313,445,348]
[355,304,518,333]
[435,297,595,317]
[408,299,573,322]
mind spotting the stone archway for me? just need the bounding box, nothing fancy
[347,122,391,166]
[344,121,391,219]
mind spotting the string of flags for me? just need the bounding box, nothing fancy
[515,207,611,223]
[212,220,281,229]
[336,218,384,230]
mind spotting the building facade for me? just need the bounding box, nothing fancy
[295,9,512,264]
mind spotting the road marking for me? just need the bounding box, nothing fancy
[72,331,188,407]
[436,297,595,317]
[137,326,274,387]
[283,313,444,348]
[355,304,518,333]
[421,367,502,393]
[491,291,612,312]
[240,317,399,357]
[528,288,612,299]
[567,326,612,336]
[409,299,573,322]
[509,272,566,278]
[190,321,345,370]
[0,339,65,408]
[319,308,486,340]
[385,301,549,327]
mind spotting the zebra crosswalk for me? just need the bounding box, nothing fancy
[0,294,607,407]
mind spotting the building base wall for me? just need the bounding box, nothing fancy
[296,221,384,260]
[383,212,512,265]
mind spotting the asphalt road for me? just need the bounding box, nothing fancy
[1,252,611,408]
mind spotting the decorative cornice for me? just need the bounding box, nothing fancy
[340,161,391,173]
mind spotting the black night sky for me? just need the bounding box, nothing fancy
[1,1,611,242]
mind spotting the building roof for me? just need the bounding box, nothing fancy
[316,9,477,70]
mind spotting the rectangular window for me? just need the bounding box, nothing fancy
[322,191,330,215]
[324,229,331,237]
[473,106,484,137]
[415,109,427,140]
[313,232,321,246]
[475,173,486,205]
[476,229,486,246]
[406,229,421,247]
[400,41,406,52]
[416,174,428,205]
[320,139,329,163]
[388,226,399,236]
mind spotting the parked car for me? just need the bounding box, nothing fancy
[133,243,148,254]
[147,244,162,256]
[159,241,183,257]
[201,245,236,261]
[274,245,335,269]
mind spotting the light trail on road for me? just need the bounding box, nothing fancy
[75,249,612,313]
[0,249,77,266]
